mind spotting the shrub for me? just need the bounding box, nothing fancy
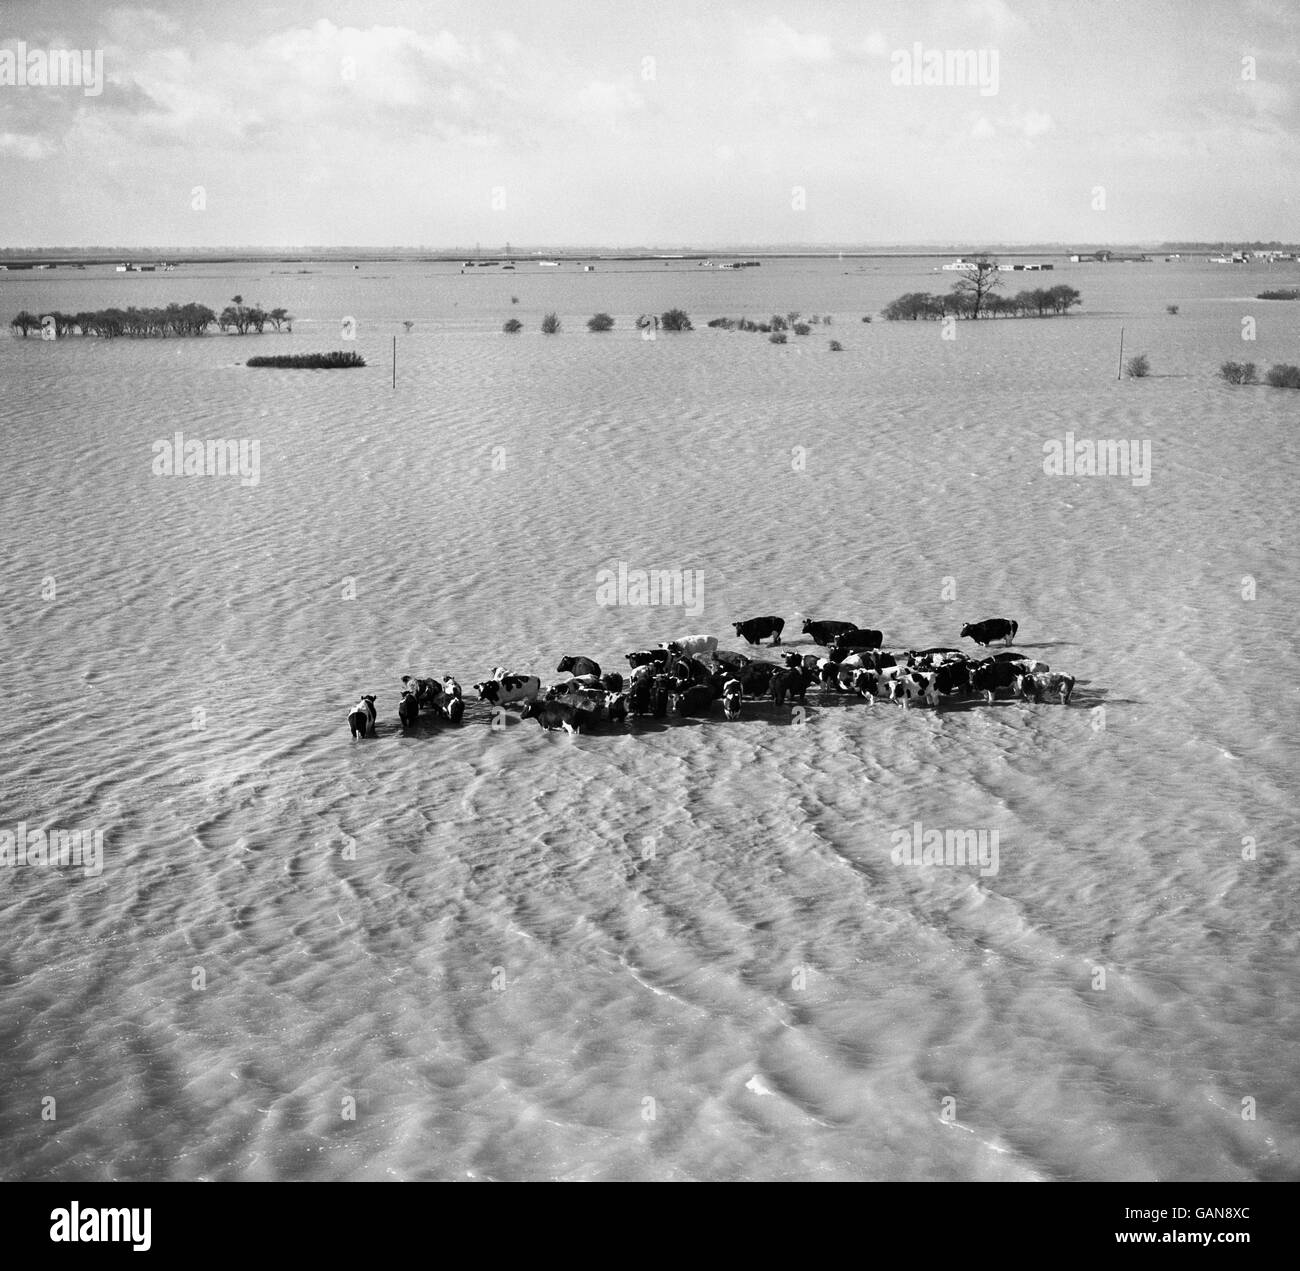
[587,312,615,332]
[246,351,365,369]
[792,322,811,336]
[769,332,787,344]
[829,340,843,352]
[786,311,800,324]
[660,308,692,331]
[1220,361,1257,385]
[1257,289,1299,301]
[1166,304,1179,315]
[808,314,821,325]
[541,312,561,334]
[757,323,771,333]
[822,315,832,325]
[1125,354,1150,378]
[861,315,872,323]
[770,315,788,331]
[707,317,736,329]
[503,318,523,333]
[511,295,519,304]
[1264,363,1300,389]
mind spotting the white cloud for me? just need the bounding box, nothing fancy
[751,17,835,64]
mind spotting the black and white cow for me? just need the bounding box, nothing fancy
[347,695,377,738]
[557,655,601,678]
[783,651,822,673]
[1021,672,1075,704]
[961,618,1019,647]
[732,616,785,646]
[722,678,743,720]
[801,619,857,646]
[473,674,541,706]
[626,648,671,670]
[442,694,465,724]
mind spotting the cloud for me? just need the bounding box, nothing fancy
[750,17,835,64]
[0,131,55,160]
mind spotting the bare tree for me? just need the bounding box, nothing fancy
[950,258,1001,319]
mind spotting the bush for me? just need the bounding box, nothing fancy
[660,308,692,331]
[1220,361,1257,385]
[246,351,365,369]
[769,332,787,344]
[757,323,771,333]
[511,295,519,304]
[503,318,523,333]
[770,315,788,331]
[587,312,614,332]
[1125,354,1150,379]
[829,340,843,352]
[541,312,561,334]
[861,315,872,323]
[1257,289,1300,301]
[1264,363,1300,389]
[1166,304,1179,315]
[706,317,736,329]
[792,322,811,336]
[808,314,821,325]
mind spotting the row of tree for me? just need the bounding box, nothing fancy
[883,284,1082,321]
[9,295,292,339]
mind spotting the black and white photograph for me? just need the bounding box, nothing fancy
[1,0,1295,1216]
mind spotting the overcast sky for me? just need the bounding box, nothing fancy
[1,0,1296,248]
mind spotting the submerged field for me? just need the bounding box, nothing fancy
[1,257,1297,1180]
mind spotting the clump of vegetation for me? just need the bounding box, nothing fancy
[1166,304,1179,315]
[786,311,800,325]
[246,351,365,369]
[403,320,414,332]
[740,318,761,332]
[503,318,523,333]
[10,302,228,339]
[861,315,872,323]
[1220,361,1258,385]
[792,322,811,336]
[587,312,615,332]
[1125,354,1150,379]
[769,315,788,332]
[660,308,693,331]
[769,332,788,344]
[706,317,736,329]
[881,283,1081,321]
[829,340,844,352]
[1257,289,1299,301]
[1264,363,1300,388]
[541,312,561,334]
[511,295,519,304]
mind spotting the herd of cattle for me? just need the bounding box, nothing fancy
[346,615,1078,738]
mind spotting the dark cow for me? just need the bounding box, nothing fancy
[932,661,971,699]
[672,684,715,717]
[986,651,1049,673]
[802,619,857,646]
[601,672,624,693]
[473,674,541,705]
[961,618,1019,647]
[401,675,442,709]
[557,655,601,678]
[650,675,670,717]
[669,657,714,689]
[442,695,465,724]
[347,695,377,738]
[722,678,743,720]
[970,661,1024,701]
[713,650,751,673]
[783,651,822,673]
[739,660,781,695]
[626,648,671,669]
[398,691,419,731]
[770,666,808,708]
[732,616,785,646]
[520,700,587,734]
[627,677,652,716]
[831,627,884,651]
